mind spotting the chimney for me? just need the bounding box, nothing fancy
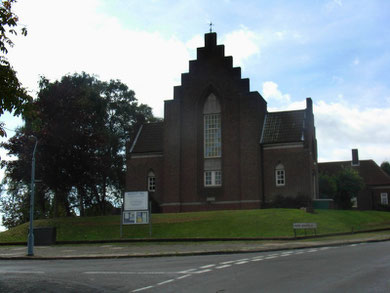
[351,149,359,166]
[306,97,313,113]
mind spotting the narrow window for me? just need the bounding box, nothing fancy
[204,170,222,187]
[381,193,388,205]
[275,163,285,186]
[203,93,222,187]
[148,170,156,192]
[204,171,212,186]
[204,114,221,158]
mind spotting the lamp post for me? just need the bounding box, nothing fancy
[27,137,38,256]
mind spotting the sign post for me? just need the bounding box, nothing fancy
[27,137,38,256]
[293,223,317,238]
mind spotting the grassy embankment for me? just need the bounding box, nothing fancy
[1,209,390,243]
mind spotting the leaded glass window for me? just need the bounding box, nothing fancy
[204,114,221,158]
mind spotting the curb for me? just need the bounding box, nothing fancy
[1,237,390,261]
[2,227,390,246]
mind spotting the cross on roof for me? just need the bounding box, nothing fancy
[209,22,213,33]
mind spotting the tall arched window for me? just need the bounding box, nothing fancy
[148,170,156,192]
[275,163,285,187]
[203,93,221,158]
[203,93,222,187]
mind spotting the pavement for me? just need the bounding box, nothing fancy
[1,234,390,260]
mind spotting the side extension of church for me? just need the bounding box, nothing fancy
[126,32,319,213]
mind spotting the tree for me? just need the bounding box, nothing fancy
[381,161,390,176]
[334,168,365,209]
[0,0,31,137]
[318,173,337,199]
[1,73,157,227]
[319,168,365,209]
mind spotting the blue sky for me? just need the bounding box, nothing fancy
[1,0,390,229]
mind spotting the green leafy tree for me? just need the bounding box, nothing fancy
[318,173,337,199]
[1,73,157,226]
[0,0,31,137]
[0,130,52,227]
[334,168,365,209]
[381,161,390,176]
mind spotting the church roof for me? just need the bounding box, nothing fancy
[131,122,163,154]
[318,160,390,186]
[261,110,305,144]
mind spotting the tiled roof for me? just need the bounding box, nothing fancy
[261,110,305,144]
[131,122,163,153]
[318,160,390,186]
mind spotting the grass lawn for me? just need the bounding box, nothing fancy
[1,209,390,243]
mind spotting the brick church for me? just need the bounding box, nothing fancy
[126,32,319,212]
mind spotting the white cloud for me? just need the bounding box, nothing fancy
[262,82,390,165]
[314,101,390,164]
[262,81,291,104]
[186,34,203,51]
[9,0,192,118]
[222,27,260,66]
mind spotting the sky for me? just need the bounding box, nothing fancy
[1,0,390,230]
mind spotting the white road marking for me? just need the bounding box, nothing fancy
[200,264,215,269]
[235,258,249,262]
[2,271,45,274]
[216,264,232,269]
[179,268,197,273]
[84,271,182,275]
[235,261,249,265]
[220,260,236,265]
[157,279,174,285]
[192,269,212,274]
[177,274,191,280]
[132,285,154,292]
[127,247,333,293]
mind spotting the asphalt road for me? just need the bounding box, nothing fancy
[1,241,389,292]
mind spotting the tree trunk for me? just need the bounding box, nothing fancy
[78,186,85,217]
[102,176,107,215]
[53,190,71,217]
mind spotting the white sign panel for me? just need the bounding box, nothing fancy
[123,211,149,224]
[124,191,148,211]
[293,223,317,229]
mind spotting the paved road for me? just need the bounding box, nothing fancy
[1,241,389,292]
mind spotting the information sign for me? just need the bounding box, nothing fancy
[123,211,149,224]
[122,191,150,227]
[124,191,148,211]
[293,223,317,229]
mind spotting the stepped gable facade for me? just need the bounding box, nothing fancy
[126,32,319,213]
